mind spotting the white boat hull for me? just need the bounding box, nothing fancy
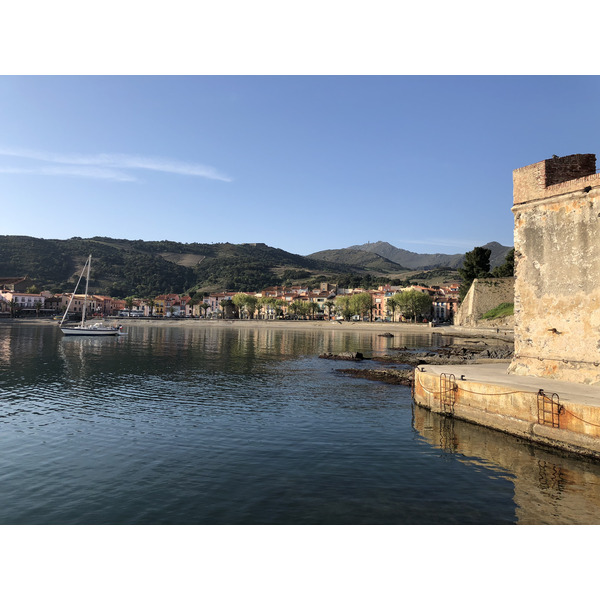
[61,326,120,336]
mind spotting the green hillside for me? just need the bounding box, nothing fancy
[0,236,356,297]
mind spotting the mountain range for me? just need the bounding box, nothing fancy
[309,241,511,271]
[0,235,512,296]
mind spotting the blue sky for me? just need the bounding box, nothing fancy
[1,75,599,256]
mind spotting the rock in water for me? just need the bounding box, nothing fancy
[319,352,364,361]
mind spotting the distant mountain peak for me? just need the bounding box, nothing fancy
[332,240,512,270]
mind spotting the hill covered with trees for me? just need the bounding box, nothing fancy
[0,236,358,297]
[0,235,513,298]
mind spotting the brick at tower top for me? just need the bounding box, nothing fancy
[513,153,597,205]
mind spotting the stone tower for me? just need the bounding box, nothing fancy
[509,154,600,385]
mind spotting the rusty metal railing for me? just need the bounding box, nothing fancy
[537,390,563,428]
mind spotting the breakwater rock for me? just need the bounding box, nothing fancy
[372,342,514,367]
[319,352,365,361]
[336,368,413,386]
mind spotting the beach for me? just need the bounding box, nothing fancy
[2,316,514,342]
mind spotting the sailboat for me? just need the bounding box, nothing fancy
[59,255,122,336]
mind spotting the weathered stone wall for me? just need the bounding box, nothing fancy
[454,277,514,327]
[509,154,600,385]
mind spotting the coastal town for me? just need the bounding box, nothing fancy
[0,277,460,323]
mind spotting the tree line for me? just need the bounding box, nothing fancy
[223,289,435,322]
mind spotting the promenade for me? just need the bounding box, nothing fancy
[414,362,600,459]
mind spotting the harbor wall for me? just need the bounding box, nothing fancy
[413,368,600,459]
[453,277,514,328]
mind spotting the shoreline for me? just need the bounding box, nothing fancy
[1,316,514,341]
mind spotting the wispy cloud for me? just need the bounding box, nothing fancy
[0,147,232,183]
[0,165,138,182]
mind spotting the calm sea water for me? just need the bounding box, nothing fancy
[2,322,600,525]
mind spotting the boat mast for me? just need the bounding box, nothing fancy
[81,254,91,327]
[59,255,89,327]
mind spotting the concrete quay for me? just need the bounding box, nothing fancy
[413,362,600,460]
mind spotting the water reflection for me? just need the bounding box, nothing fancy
[2,323,600,524]
[412,404,600,524]
[0,323,445,376]
[54,324,431,383]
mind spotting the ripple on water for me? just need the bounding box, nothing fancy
[0,324,599,524]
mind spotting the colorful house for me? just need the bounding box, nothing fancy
[0,291,46,315]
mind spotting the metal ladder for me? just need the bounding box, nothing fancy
[439,373,457,415]
[536,390,562,428]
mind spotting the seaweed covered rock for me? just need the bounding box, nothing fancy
[336,368,413,386]
[319,352,365,361]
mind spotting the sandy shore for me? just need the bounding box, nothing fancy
[2,317,514,341]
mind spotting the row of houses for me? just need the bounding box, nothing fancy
[0,276,460,321]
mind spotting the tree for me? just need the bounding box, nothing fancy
[275,299,286,319]
[458,246,492,302]
[350,292,373,321]
[232,293,249,319]
[387,296,398,322]
[395,289,432,323]
[334,296,353,321]
[263,297,281,320]
[147,298,155,317]
[324,300,335,320]
[289,299,304,318]
[220,298,234,319]
[367,301,377,322]
[200,302,210,318]
[34,301,42,317]
[244,295,258,319]
[187,296,199,316]
[255,297,265,319]
[232,293,258,319]
[298,301,311,319]
[257,296,276,320]
[125,296,135,311]
[491,248,515,278]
